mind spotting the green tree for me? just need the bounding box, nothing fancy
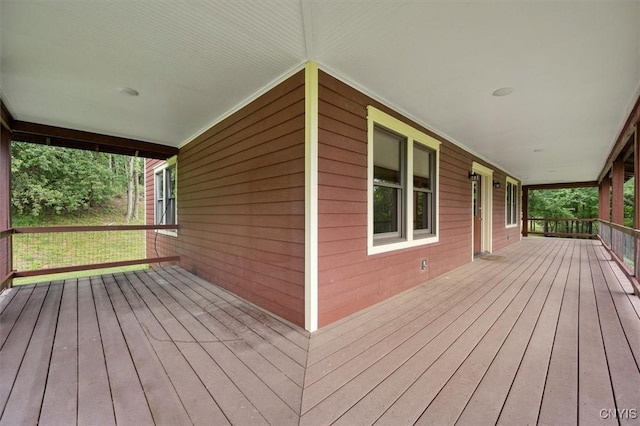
[11,142,130,218]
[623,178,634,227]
[528,188,598,219]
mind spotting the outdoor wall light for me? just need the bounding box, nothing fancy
[469,172,479,182]
[493,181,501,189]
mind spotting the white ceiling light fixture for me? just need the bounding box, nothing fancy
[119,87,140,97]
[492,87,514,97]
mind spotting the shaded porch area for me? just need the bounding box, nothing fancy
[1,238,639,425]
[1,266,308,425]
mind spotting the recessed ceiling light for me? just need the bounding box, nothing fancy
[119,87,139,97]
[492,87,514,97]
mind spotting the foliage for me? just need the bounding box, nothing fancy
[11,142,137,218]
[623,179,635,227]
[529,183,636,227]
[528,187,599,219]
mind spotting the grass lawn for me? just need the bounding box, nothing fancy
[13,264,149,286]
[12,197,148,285]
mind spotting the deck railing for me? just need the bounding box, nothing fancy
[0,228,12,291]
[598,220,640,277]
[527,218,598,239]
[2,224,179,289]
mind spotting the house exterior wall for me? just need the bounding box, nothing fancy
[147,70,307,326]
[145,158,180,262]
[492,174,522,252]
[146,68,521,329]
[316,71,520,326]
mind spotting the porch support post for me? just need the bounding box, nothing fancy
[0,114,12,289]
[522,186,529,237]
[599,177,611,221]
[304,61,319,332]
[635,129,640,229]
[612,158,625,225]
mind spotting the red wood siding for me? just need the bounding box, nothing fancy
[145,158,180,262]
[0,126,11,281]
[317,71,520,327]
[147,71,306,326]
[492,173,521,252]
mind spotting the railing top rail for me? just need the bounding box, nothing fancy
[13,224,178,234]
[597,220,640,238]
[528,218,597,222]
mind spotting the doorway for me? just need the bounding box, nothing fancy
[472,162,493,258]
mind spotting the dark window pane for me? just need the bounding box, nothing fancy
[414,191,431,231]
[473,180,478,216]
[506,182,518,225]
[507,183,512,224]
[156,172,164,198]
[156,200,163,225]
[166,199,176,225]
[374,185,400,234]
[167,166,177,225]
[167,167,176,198]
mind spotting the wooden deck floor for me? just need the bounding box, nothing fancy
[1,238,639,425]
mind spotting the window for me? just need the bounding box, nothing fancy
[506,177,518,227]
[368,106,440,255]
[413,144,435,235]
[373,127,405,237]
[155,159,177,231]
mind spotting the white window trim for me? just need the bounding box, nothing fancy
[367,106,440,255]
[154,156,178,237]
[506,176,519,228]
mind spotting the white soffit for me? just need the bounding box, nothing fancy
[1,0,639,186]
[310,1,640,185]
[0,0,306,145]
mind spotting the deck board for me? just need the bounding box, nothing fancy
[0,282,62,425]
[587,243,640,424]
[1,238,639,425]
[104,273,192,426]
[577,242,617,425]
[118,270,232,425]
[303,239,557,424]
[0,285,34,349]
[92,275,155,425]
[0,283,49,419]
[76,277,115,425]
[0,287,18,317]
[537,239,581,425]
[372,239,565,425]
[492,242,575,425]
[40,281,78,426]
[593,244,640,363]
[307,257,503,375]
[162,266,309,357]
[416,240,571,425]
[154,268,304,412]
[157,267,306,387]
[307,242,522,357]
[305,242,535,387]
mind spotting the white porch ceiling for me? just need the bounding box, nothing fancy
[1,0,639,185]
